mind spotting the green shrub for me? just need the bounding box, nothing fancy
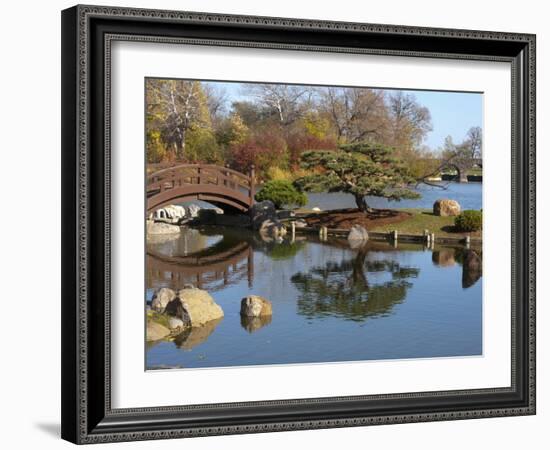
[255,180,307,209]
[454,210,483,232]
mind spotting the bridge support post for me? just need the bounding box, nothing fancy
[249,165,255,203]
[456,164,469,182]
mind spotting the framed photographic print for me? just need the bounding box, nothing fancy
[61,4,536,444]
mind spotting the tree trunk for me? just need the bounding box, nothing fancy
[176,142,185,160]
[354,193,370,214]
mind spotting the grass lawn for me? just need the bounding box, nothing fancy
[370,208,481,239]
[298,207,481,239]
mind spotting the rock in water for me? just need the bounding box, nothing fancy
[240,295,273,317]
[146,220,181,235]
[433,199,461,217]
[259,219,287,240]
[151,287,176,313]
[146,320,170,341]
[166,288,224,327]
[347,225,369,248]
[250,200,277,230]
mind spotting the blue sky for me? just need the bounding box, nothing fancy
[204,81,482,152]
[412,90,482,150]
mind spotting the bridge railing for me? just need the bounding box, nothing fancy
[146,164,255,201]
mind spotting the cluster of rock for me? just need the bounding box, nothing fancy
[147,287,273,342]
[147,203,229,235]
[148,205,188,224]
[250,201,289,241]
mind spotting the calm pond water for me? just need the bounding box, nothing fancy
[146,227,482,370]
[306,181,482,211]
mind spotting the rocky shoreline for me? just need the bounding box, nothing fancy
[146,286,273,344]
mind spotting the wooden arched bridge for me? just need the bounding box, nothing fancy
[147,164,255,213]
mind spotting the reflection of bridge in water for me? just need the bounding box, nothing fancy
[146,240,254,292]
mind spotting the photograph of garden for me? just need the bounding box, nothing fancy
[144,78,483,370]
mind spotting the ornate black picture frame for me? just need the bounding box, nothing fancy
[61,4,536,444]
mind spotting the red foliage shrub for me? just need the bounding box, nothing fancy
[286,133,338,166]
[228,129,288,178]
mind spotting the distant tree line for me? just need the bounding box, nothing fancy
[441,126,483,161]
[146,79,440,180]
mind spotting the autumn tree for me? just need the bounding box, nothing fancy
[230,101,267,128]
[464,126,482,159]
[228,129,288,178]
[215,113,249,148]
[146,79,211,160]
[246,83,313,129]
[441,127,482,162]
[294,142,420,213]
[387,91,432,153]
[203,83,229,126]
[320,88,389,144]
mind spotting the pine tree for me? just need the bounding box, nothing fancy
[294,143,420,214]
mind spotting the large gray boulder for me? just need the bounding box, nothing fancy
[240,295,273,317]
[347,225,369,248]
[166,288,224,327]
[151,287,176,313]
[433,199,461,217]
[250,200,277,230]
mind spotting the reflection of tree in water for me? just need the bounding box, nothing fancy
[258,239,306,261]
[291,248,419,322]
